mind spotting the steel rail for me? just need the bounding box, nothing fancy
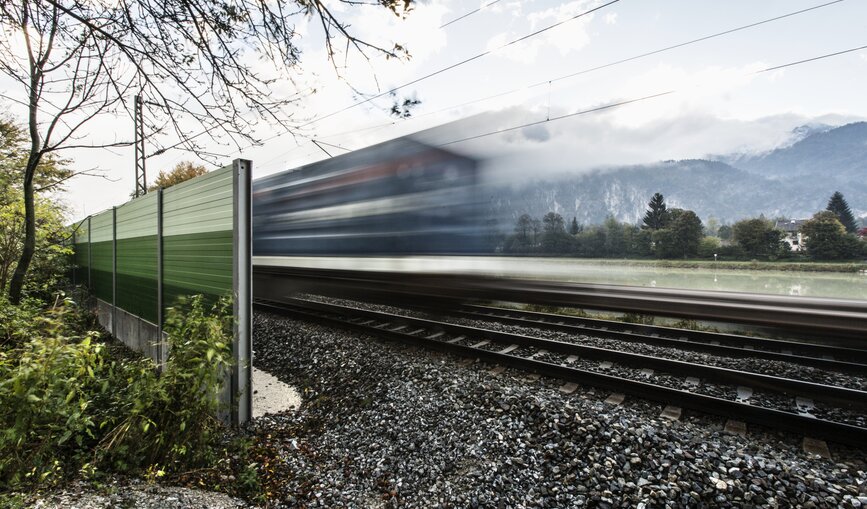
[251,265,867,342]
[254,298,867,447]
[270,297,867,408]
[446,304,867,373]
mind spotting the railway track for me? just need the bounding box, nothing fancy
[252,265,867,340]
[444,304,867,374]
[254,297,867,447]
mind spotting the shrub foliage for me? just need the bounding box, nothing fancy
[0,294,233,489]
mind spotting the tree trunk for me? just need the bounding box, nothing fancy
[8,157,38,304]
[10,7,43,305]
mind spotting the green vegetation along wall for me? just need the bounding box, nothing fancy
[69,159,252,425]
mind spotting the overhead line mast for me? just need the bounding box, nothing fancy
[134,94,147,197]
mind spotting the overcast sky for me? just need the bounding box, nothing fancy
[2,0,866,220]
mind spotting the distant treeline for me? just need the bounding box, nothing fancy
[495,192,866,261]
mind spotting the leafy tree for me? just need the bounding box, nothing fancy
[530,217,542,246]
[826,191,857,233]
[642,193,668,230]
[505,214,540,253]
[574,227,606,258]
[732,218,786,259]
[0,0,413,304]
[717,224,733,241]
[602,215,627,257]
[541,212,573,253]
[631,228,654,257]
[149,161,208,191]
[653,208,702,259]
[704,216,720,237]
[801,211,860,260]
[569,217,580,235]
[698,236,721,258]
[0,117,71,297]
[0,194,69,299]
[542,212,565,234]
[513,214,533,244]
[0,118,73,203]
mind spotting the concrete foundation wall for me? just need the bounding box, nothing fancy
[96,299,166,365]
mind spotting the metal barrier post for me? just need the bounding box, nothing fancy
[87,216,92,289]
[71,230,76,286]
[231,158,253,426]
[112,207,117,336]
[157,188,165,368]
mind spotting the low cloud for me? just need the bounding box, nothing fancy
[519,124,550,142]
[415,107,864,183]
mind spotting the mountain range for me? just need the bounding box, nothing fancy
[488,122,867,227]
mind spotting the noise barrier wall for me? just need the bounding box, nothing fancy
[70,159,252,425]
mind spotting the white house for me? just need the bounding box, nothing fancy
[774,219,807,252]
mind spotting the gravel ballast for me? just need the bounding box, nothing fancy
[252,310,867,508]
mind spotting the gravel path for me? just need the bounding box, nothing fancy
[252,310,867,508]
[26,480,249,508]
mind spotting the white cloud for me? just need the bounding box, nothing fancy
[486,0,599,63]
[596,62,768,127]
[415,107,865,185]
[604,12,618,25]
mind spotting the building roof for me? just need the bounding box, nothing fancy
[774,219,807,233]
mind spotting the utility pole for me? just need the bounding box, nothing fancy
[134,94,147,197]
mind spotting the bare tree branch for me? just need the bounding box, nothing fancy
[0,0,414,302]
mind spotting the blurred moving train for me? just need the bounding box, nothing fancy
[253,138,485,256]
[250,134,867,341]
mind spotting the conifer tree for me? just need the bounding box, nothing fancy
[642,193,668,230]
[569,217,580,235]
[826,191,857,233]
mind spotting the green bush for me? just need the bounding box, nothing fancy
[0,294,233,490]
[697,236,720,258]
[97,295,233,472]
[0,297,108,487]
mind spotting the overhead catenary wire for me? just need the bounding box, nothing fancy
[317,0,849,141]
[437,43,867,147]
[143,1,513,165]
[533,0,846,87]
[259,0,620,141]
[439,0,506,29]
[149,0,851,171]
[239,0,619,170]
[256,0,850,171]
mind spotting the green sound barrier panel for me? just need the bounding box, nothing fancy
[162,166,234,307]
[73,219,89,285]
[116,193,158,323]
[89,212,114,303]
